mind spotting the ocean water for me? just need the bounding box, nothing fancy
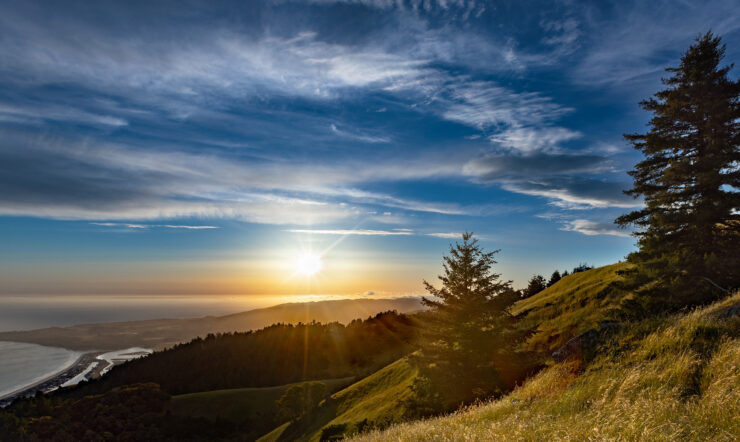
[0,341,80,399]
[0,294,326,332]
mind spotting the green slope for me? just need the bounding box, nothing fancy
[513,262,633,352]
[353,290,740,440]
[258,357,418,441]
[169,377,354,424]
[261,263,635,441]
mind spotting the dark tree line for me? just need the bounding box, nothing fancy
[521,263,594,298]
[59,311,418,398]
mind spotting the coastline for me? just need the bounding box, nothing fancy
[1,345,154,407]
[0,351,85,401]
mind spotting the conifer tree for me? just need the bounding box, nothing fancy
[523,274,547,298]
[547,270,562,287]
[412,233,531,409]
[616,32,740,305]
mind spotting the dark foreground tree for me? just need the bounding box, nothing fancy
[616,32,740,307]
[276,381,327,422]
[409,233,533,412]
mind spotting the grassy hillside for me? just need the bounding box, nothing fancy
[260,263,638,441]
[169,377,354,424]
[353,291,740,441]
[513,262,632,352]
[259,357,418,441]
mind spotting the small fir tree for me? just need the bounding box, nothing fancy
[523,274,547,298]
[411,233,532,410]
[547,270,562,287]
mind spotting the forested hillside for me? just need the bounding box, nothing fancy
[62,311,419,397]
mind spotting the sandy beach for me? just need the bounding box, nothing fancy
[0,351,85,401]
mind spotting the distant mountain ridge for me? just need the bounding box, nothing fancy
[0,297,425,351]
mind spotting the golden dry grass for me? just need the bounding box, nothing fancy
[353,292,740,441]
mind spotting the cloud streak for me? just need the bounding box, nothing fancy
[91,223,219,230]
[561,219,632,237]
[286,229,414,236]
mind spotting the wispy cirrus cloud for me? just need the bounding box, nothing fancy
[286,229,413,236]
[569,0,740,86]
[426,232,461,239]
[330,124,391,144]
[502,178,639,210]
[561,219,631,237]
[0,129,470,224]
[442,82,571,128]
[91,222,219,230]
[0,103,128,127]
[488,127,581,153]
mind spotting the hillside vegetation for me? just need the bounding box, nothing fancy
[259,357,418,441]
[60,311,418,397]
[514,262,633,352]
[354,290,740,441]
[169,377,354,440]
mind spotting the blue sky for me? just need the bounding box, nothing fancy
[1,0,739,296]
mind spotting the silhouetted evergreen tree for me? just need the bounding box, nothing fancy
[412,233,532,409]
[547,270,562,287]
[523,274,547,298]
[572,263,593,274]
[616,32,740,306]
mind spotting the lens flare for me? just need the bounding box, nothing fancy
[295,252,322,277]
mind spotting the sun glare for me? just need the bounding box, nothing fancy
[295,251,323,277]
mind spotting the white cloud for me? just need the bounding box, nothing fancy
[488,127,581,153]
[90,222,219,230]
[440,82,572,130]
[570,0,740,86]
[286,229,414,236]
[501,180,640,209]
[330,123,391,143]
[90,222,148,229]
[561,219,632,237]
[541,18,580,48]
[426,232,461,238]
[161,225,219,229]
[0,103,127,127]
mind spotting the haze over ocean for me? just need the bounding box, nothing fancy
[0,295,322,331]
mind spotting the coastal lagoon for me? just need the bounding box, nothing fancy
[0,342,80,399]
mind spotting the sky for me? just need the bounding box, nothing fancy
[1,0,739,298]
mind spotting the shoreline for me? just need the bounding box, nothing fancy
[0,351,86,401]
[1,345,154,407]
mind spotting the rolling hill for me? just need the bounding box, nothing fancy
[0,297,425,351]
[258,356,419,441]
[350,270,740,441]
[169,377,355,440]
[513,262,633,352]
[4,264,737,441]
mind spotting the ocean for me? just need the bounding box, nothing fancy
[0,341,80,399]
[0,294,318,332]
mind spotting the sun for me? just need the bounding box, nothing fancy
[295,251,323,277]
